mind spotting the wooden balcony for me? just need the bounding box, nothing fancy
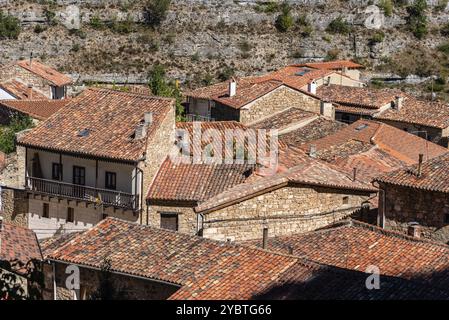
[26,177,137,211]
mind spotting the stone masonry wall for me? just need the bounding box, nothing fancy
[139,104,176,224]
[0,188,28,227]
[0,65,53,98]
[43,262,179,300]
[240,86,321,124]
[147,204,197,235]
[381,183,449,243]
[202,184,371,241]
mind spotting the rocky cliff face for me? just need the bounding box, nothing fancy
[0,0,448,86]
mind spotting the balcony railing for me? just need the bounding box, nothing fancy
[185,114,215,122]
[26,177,137,211]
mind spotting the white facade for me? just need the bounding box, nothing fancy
[0,88,16,100]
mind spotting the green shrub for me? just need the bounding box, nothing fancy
[325,49,340,61]
[238,40,252,53]
[275,2,294,32]
[254,1,279,14]
[0,114,34,154]
[44,8,57,26]
[406,0,428,39]
[89,15,104,30]
[326,16,351,35]
[297,14,313,37]
[0,12,21,39]
[369,31,385,45]
[437,42,449,55]
[379,0,393,17]
[144,0,171,27]
[217,66,235,81]
[33,24,46,34]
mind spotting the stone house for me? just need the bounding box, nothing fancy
[0,79,48,100]
[15,88,175,239]
[374,152,449,243]
[0,59,72,100]
[185,61,364,124]
[296,59,365,81]
[40,217,444,300]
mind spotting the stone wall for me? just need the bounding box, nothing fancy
[380,183,449,243]
[28,196,138,239]
[147,203,197,235]
[240,86,321,124]
[139,104,176,224]
[0,187,28,227]
[42,262,179,300]
[0,65,52,98]
[202,184,371,241]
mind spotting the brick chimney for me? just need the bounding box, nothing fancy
[407,222,421,238]
[320,100,335,119]
[28,85,33,99]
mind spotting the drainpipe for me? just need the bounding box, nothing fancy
[52,262,57,300]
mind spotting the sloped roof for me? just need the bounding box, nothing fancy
[248,107,317,131]
[17,88,174,162]
[0,99,70,120]
[295,60,364,70]
[147,157,254,203]
[0,221,42,264]
[244,219,449,292]
[375,98,449,129]
[374,152,449,193]
[16,60,72,87]
[0,79,48,100]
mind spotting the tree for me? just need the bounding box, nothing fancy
[407,0,428,39]
[144,0,171,27]
[89,259,123,300]
[326,16,351,35]
[275,2,294,33]
[0,11,21,40]
[0,114,34,154]
[0,259,44,300]
[148,64,185,121]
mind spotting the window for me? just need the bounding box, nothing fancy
[52,163,62,180]
[160,213,178,231]
[445,214,449,224]
[73,166,85,185]
[102,213,108,220]
[67,208,74,223]
[342,196,349,205]
[43,203,49,218]
[105,172,117,190]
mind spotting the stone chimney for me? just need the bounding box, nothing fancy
[320,100,335,119]
[144,112,153,125]
[135,112,154,140]
[395,96,404,111]
[262,227,268,249]
[308,81,317,94]
[407,222,421,238]
[229,78,237,97]
[309,144,317,158]
[28,85,33,99]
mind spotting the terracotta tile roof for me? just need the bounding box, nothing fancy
[248,107,317,131]
[0,221,42,264]
[334,103,381,116]
[195,154,376,214]
[375,98,449,129]
[296,60,364,70]
[0,99,70,120]
[316,84,402,109]
[43,217,298,299]
[17,88,174,162]
[147,157,254,203]
[374,152,449,193]
[245,219,449,292]
[0,79,48,100]
[16,60,72,87]
[279,117,347,147]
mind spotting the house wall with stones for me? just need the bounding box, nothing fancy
[0,187,28,227]
[201,184,372,241]
[28,196,138,239]
[147,203,197,234]
[139,104,176,225]
[42,262,180,300]
[239,86,321,124]
[379,183,449,243]
[0,65,53,99]
[376,119,448,148]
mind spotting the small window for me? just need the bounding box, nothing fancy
[105,172,116,190]
[102,213,108,220]
[445,214,449,224]
[52,163,62,180]
[160,213,178,231]
[342,196,349,205]
[43,203,49,218]
[73,166,86,186]
[67,208,74,223]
